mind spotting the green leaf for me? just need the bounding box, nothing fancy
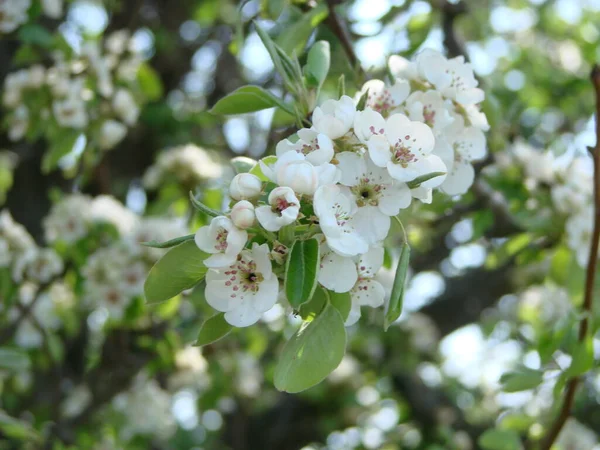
[329,291,351,322]
[298,285,328,320]
[231,156,258,174]
[274,302,346,393]
[41,131,80,173]
[478,429,522,450]
[304,41,330,89]
[565,336,594,377]
[0,348,31,372]
[405,12,433,55]
[356,88,369,111]
[262,0,288,19]
[285,238,320,308]
[142,234,195,249]
[0,410,40,442]
[254,22,294,88]
[17,24,53,48]
[250,155,277,181]
[499,368,544,392]
[276,4,328,56]
[210,85,294,116]
[406,171,446,189]
[384,242,410,330]
[137,62,164,101]
[194,312,233,346]
[189,191,220,217]
[144,240,209,303]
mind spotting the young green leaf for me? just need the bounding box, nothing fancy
[384,242,410,330]
[210,85,294,116]
[406,171,446,189]
[304,41,331,89]
[189,192,220,217]
[144,240,209,303]
[274,302,346,393]
[194,312,233,346]
[499,368,544,392]
[275,4,329,56]
[565,335,594,378]
[329,291,351,322]
[142,234,195,249]
[285,238,320,308]
[231,156,258,174]
[41,131,80,173]
[298,285,328,320]
[0,348,31,372]
[337,74,346,98]
[356,88,369,111]
[478,429,522,450]
[254,22,294,88]
[137,62,163,101]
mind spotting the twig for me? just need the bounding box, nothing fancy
[441,1,468,59]
[537,64,600,450]
[324,0,362,76]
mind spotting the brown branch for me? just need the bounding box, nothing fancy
[441,1,468,59]
[537,64,600,450]
[324,0,362,76]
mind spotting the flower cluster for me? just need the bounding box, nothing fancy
[0,0,63,33]
[3,29,145,158]
[497,139,594,268]
[43,193,187,319]
[194,49,489,328]
[143,143,224,190]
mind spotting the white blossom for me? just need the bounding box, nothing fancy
[205,243,279,327]
[255,187,300,232]
[98,120,128,150]
[317,238,358,293]
[313,184,369,257]
[367,113,446,186]
[0,0,31,33]
[229,173,262,200]
[312,95,356,139]
[112,88,140,126]
[359,78,410,117]
[41,0,63,18]
[230,200,256,230]
[346,247,386,326]
[276,128,334,165]
[195,216,248,268]
[53,95,88,129]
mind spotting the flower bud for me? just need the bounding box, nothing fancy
[230,200,255,229]
[276,160,319,195]
[229,173,262,200]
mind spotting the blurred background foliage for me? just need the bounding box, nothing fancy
[1,0,600,449]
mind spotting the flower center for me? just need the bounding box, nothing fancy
[272,197,292,216]
[423,106,436,127]
[332,202,350,227]
[299,138,319,155]
[351,178,383,207]
[214,228,228,252]
[392,136,418,168]
[370,90,393,117]
[224,259,264,299]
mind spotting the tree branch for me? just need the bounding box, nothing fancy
[537,64,600,450]
[324,0,362,75]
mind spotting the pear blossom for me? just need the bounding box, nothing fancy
[359,78,410,117]
[416,50,484,105]
[260,151,340,195]
[205,243,279,327]
[255,187,300,232]
[99,120,128,149]
[312,95,356,139]
[276,128,334,165]
[53,95,88,129]
[8,105,29,141]
[337,151,412,216]
[41,0,63,18]
[230,200,256,230]
[366,113,446,186]
[195,216,248,268]
[353,108,386,144]
[313,185,369,257]
[113,88,140,125]
[439,119,486,195]
[229,173,262,200]
[317,238,358,293]
[346,247,386,326]
[405,90,454,134]
[0,0,31,33]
